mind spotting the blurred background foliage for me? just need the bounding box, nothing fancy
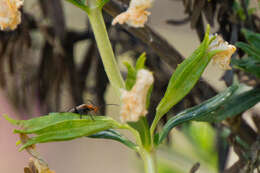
[0,0,260,173]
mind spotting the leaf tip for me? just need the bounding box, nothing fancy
[16,140,21,146]
[3,114,19,125]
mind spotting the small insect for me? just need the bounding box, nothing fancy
[68,101,118,120]
[69,103,99,115]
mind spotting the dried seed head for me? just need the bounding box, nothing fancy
[112,0,153,28]
[120,69,154,123]
[24,158,55,173]
[208,34,236,70]
[0,0,23,30]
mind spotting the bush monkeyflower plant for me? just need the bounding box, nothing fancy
[4,0,248,173]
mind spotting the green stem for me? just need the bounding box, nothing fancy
[123,124,157,173]
[139,148,157,173]
[150,111,161,138]
[87,5,125,94]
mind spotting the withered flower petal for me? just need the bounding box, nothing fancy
[0,0,23,30]
[112,0,153,28]
[208,34,236,70]
[120,69,154,123]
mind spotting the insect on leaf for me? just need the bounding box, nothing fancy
[4,113,124,151]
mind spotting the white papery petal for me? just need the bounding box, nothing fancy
[112,0,153,28]
[208,34,236,70]
[120,69,154,123]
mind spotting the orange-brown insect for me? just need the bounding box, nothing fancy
[69,103,99,115]
[69,102,118,119]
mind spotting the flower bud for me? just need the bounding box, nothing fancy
[120,69,154,123]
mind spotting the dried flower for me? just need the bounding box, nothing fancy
[24,158,55,173]
[0,0,23,30]
[208,34,236,70]
[120,69,154,123]
[20,134,50,172]
[112,0,153,28]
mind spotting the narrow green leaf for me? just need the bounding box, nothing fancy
[66,0,109,12]
[5,113,125,151]
[241,29,260,48]
[7,113,84,134]
[18,121,116,151]
[14,116,118,135]
[124,62,137,90]
[236,42,260,61]
[136,53,147,70]
[124,53,148,90]
[146,85,153,109]
[65,0,89,13]
[204,85,260,122]
[232,57,260,78]
[96,0,110,9]
[128,117,151,148]
[89,129,138,150]
[152,26,217,133]
[3,114,20,125]
[155,84,238,145]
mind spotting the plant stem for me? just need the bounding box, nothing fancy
[139,148,157,173]
[150,112,160,137]
[87,5,125,94]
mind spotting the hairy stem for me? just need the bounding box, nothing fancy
[88,5,125,94]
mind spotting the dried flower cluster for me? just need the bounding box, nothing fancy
[24,158,55,173]
[20,134,55,173]
[112,0,153,28]
[209,34,236,70]
[0,0,23,30]
[120,69,154,123]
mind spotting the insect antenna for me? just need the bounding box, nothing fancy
[99,103,119,108]
[96,103,119,114]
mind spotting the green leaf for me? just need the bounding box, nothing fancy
[5,113,88,134]
[241,29,260,48]
[89,129,138,150]
[124,62,137,90]
[136,53,147,70]
[5,113,124,151]
[96,0,110,9]
[236,42,260,61]
[155,84,238,145]
[18,121,114,151]
[3,114,20,125]
[203,85,260,122]
[235,29,260,78]
[146,85,153,109]
[65,0,109,12]
[66,0,89,13]
[124,52,148,90]
[152,25,218,133]
[232,57,260,78]
[128,117,151,149]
